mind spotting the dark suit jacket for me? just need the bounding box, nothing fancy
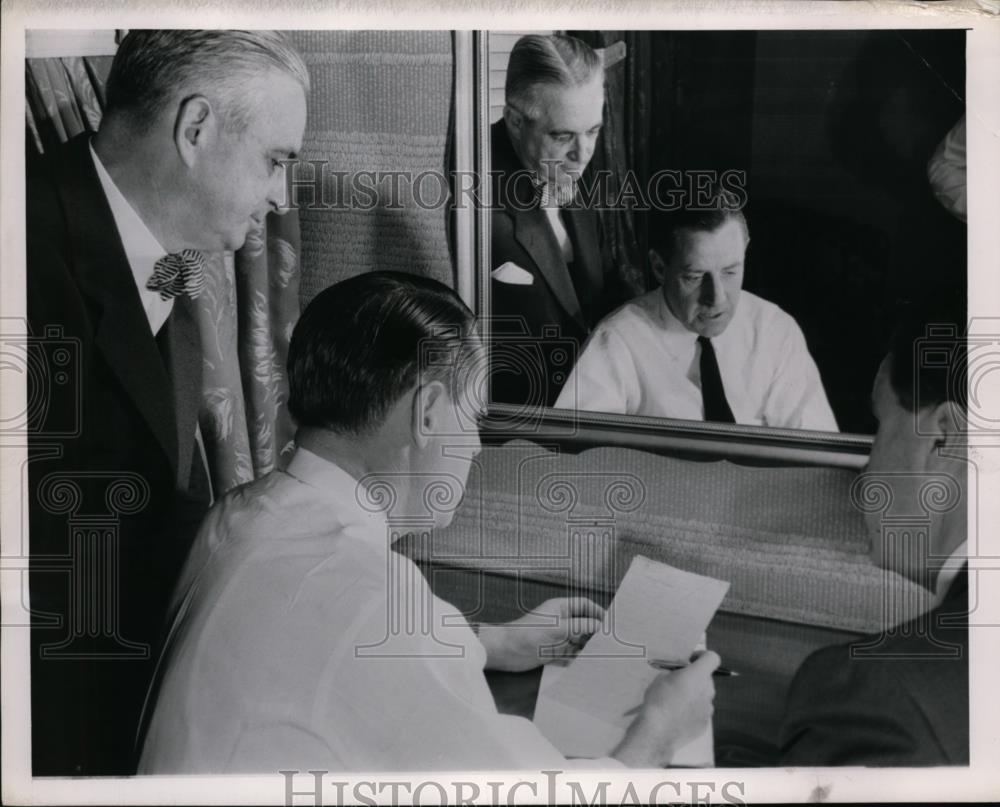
[779,567,969,766]
[489,120,624,407]
[26,135,207,775]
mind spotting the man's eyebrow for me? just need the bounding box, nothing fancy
[547,123,603,136]
[680,262,741,273]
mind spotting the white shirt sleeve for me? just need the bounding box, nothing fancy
[323,582,622,770]
[761,314,838,432]
[556,326,639,414]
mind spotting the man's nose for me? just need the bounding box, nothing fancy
[700,273,724,307]
[570,134,595,165]
[269,162,294,216]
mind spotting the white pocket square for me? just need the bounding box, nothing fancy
[491,262,534,286]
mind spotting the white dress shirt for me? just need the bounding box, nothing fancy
[934,540,967,608]
[138,448,602,773]
[89,142,174,335]
[555,289,838,431]
[927,114,967,223]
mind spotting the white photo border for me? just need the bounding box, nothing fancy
[2,1,999,804]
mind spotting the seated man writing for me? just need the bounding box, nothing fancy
[555,187,838,431]
[138,271,718,772]
[780,286,968,765]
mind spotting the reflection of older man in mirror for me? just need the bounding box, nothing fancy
[490,34,627,408]
[780,287,968,765]
[556,186,838,431]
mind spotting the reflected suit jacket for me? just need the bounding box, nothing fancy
[489,120,625,408]
[779,567,969,766]
[26,134,207,775]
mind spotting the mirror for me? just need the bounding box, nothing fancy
[478,29,966,447]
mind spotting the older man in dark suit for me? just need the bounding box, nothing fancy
[489,34,625,408]
[779,287,969,765]
[26,30,308,775]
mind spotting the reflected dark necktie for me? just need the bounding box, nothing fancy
[146,250,206,300]
[697,336,735,423]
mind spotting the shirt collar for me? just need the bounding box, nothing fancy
[89,141,166,270]
[285,447,390,534]
[89,141,173,333]
[933,540,967,607]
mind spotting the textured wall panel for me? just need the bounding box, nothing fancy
[288,31,454,304]
[401,440,931,634]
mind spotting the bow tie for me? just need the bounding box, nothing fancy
[146,250,206,301]
[534,178,577,208]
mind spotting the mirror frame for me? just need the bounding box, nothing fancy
[468,30,873,470]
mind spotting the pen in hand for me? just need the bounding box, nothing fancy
[648,658,740,677]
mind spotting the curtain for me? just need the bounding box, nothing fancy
[25,56,110,153]
[25,55,301,496]
[572,31,653,296]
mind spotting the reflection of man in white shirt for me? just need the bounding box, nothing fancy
[556,191,838,431]
[138,271,719,773]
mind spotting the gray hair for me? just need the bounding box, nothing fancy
[105,30,310,134]
[504,34,603,120]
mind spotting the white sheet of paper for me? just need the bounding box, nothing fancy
[533,555,730,766]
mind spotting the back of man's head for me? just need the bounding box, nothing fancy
[105,30,310,134]
[288,271,481,436]
[649,184,748,268]
[505,34,602,119]
[887,285,968,415]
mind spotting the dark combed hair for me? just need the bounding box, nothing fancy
[648,184,748,266]
[288,271,480,434]
[888,284,968,413]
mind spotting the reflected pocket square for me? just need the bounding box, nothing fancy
[491,262,534,285]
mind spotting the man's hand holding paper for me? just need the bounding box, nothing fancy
[533,555,731,766]
[478,597,606,673]
[612,650,720,767]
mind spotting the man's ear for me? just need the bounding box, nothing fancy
[929,400,966,451]
[503,104,523,138]
[174,95,216,168]
[648,249,667,285]
[411,380,447,450]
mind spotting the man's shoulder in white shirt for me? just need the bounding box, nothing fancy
[588,287,799,348]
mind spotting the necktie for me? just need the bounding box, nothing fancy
[155,300,211,504]
[697,336,736,423]
[146,250,206,301]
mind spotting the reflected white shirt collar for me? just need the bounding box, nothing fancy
[89,141,173,335]
[651,290,703,364]
[934,540,967,607]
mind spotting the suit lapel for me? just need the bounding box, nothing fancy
[512,207,587,332]
[56,136,179,477]
[491,120,588,333]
